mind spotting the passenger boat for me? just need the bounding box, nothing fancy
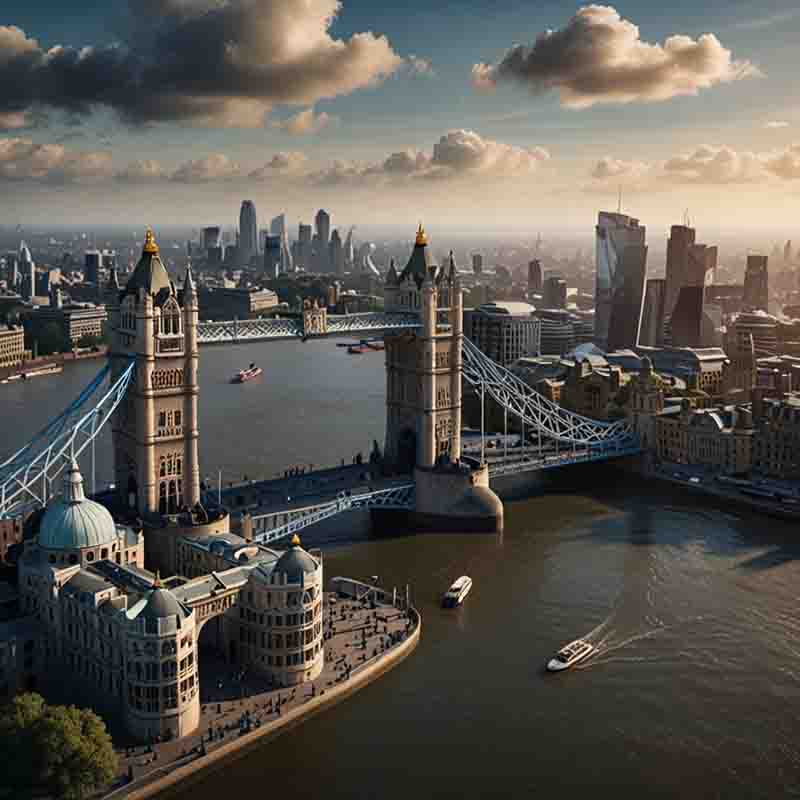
[231,363,262,383]
[347,344,369,355]
[442,576,473,608]
[546,639,594,672]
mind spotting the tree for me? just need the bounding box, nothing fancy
[33,322,71,356]
[0,692,118,800]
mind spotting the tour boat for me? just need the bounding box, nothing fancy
[442,576,473,608]
[546,639,594,672]
[347,344,369,355]
[231,363,262,383]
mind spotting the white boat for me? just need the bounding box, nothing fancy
[231,363,262,383]
[442,576,472,608]
[546,639,594,672]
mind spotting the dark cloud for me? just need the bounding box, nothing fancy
[0,1,403,128]
[472,5,759,108]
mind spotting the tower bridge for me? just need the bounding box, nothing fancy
[1,226,640,544]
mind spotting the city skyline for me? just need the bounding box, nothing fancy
[0,1,799,227]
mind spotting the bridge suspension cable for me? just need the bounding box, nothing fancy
[0,359,135,518]
[461,337,635,447]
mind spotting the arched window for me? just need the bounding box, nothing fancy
[159,482,167,515]
[86,551,94,562]
[101,548,108,560]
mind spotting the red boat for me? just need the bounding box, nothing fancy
[347,344,369,354]
[232,363,262,383]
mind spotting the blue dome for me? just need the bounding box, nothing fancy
[38,462,118,551]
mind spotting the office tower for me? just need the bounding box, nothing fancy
[239,200,259,263]
[329,229,344,275]
[4,252,18,290]
[639,278,666,347]
[270,213,286,238]
[264,235,282,278]
[202,226,221,252]
[595,212,648,351]
[19,241,35,302]
[315,209,331,272]
[84,250,101,285]
[528,260,542,294]
[472,254,483,275]
[664,225,718,318]
[542,276,567,309]
[297,223,312,269]
[743,255,769,311]
[343,228,355,270]
[101,250,117,271]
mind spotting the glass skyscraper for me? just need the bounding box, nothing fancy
[594,212,648,352]
[239,200,259,264]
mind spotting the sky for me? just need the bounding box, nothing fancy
[1,0,800,233]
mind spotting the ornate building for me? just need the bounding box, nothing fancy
[109,231,227,573]
[383,225,502,532]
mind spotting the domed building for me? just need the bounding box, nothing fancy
[237,534,324,686]
[35,460,144,569]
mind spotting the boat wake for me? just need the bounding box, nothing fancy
[575,626,668,669]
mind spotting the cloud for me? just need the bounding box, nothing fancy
[116,158,168,181]
[663,145,765,184]
[171,153,241,182]
[0,1,404,128]
[765,120,790,129]
[589,143,800,187]
[312,129,549,185]
[248,151,308,178]
[272,108,333,135]
[763,144,800,180]
[472,5,759,108]
[407,55,434,77]
[0,136,112,182]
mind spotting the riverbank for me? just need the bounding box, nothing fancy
[104,582,420,800]
[0,346,108,384]
[647,464,800,521]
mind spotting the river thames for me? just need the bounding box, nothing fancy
[4,341,800,798]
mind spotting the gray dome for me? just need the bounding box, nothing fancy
[140,586,188,621]
[38,462,118,552]
[275,535,318,583]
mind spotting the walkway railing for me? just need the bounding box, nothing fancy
[252,484,415,545]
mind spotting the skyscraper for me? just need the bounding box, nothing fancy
[542,276,567,309]
[264,235,282,278]
[84,250,101,285]
[329,229,344,275]
[528,260,542,294]
[270,214,293,272]
[201,226,221,252]
[19,241,35,302]
[639,278,666,347]
[239,200,259,264]
[296,223,312,270]
[315,209,331,272]
[472,254,483,275]
[664,225,717,319]
[594,212,648,351]
[743,255,769,311]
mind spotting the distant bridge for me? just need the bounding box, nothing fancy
[197,312,420,344]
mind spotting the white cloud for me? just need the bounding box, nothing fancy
[0,137,112,182]
[472,5,759,108]
[116,159,168,182]
[765,121,790,129]
[171,154,241,182]
[248,151,308,178]
[272,108,333,135]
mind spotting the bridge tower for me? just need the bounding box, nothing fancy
[384,226,502,532]
[110,231,228,572]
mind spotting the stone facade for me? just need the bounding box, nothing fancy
[0,325,25,368]
[751,393,800,479]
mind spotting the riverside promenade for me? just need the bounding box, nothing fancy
[104,582,421,800]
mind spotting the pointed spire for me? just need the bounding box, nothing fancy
[415,222,427,247]
[153,570,162,589]
[386,258,398,285]
[63,459,86,504]
[183,260,196,294]
[290,533,301,547]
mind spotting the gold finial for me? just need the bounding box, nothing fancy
[153,570,162,589]
[290,533,301,547]
[143,228,159,255]
[415,222,427,247]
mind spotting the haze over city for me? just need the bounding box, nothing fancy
[0,0,799,229]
